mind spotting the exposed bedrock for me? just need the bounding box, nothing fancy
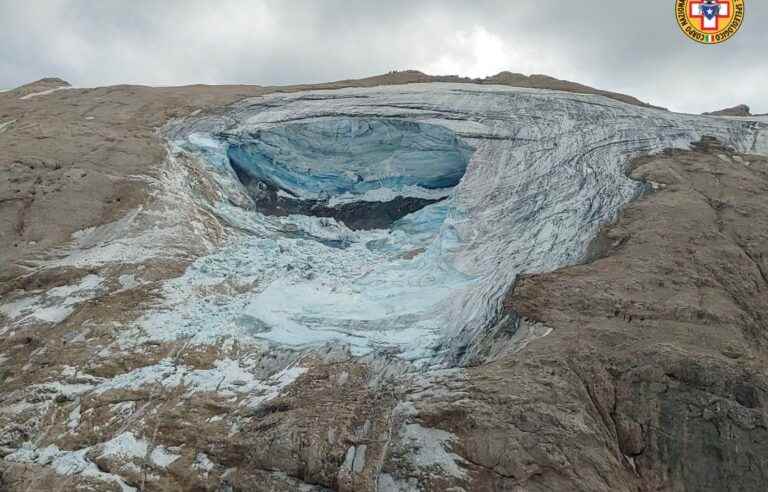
[703,104,752,117]
[499,143,768,491]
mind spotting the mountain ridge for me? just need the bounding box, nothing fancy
[8,69,662,109]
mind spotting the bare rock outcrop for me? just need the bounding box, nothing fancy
[482,71,662,109]
[704,104,752,116]
[506,140,768,490]
[330,70,661,108]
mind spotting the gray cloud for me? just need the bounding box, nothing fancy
[1,0,765,113]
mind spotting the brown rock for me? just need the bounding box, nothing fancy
[703,104,752,117]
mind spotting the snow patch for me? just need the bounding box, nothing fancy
[117,273,141,291]
[327,184,451,207]
[46,151,223,271]
[0,119,15,133]
[193,452,215,473]
[67,403,82,432]
[50,207,175,268]
[401,423,467,479]
[7,443,137,492]
[19,86,73,100]
[0,274,104,326]
[99,432,148,460]
[150,446,180,468]
[99,432,180,468]
[92,356,306,406]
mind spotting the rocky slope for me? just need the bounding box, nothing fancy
[507,138,768,490]
[704,104,753,117]
[0,73,767,491]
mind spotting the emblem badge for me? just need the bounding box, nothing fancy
[676,0,745,44]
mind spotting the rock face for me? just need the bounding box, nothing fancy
[482,71,664,109]
[0,74,767,491]
[330,70,662,109]
[704,104,752,117]
[8,77,70,98]
[506,139,768,490]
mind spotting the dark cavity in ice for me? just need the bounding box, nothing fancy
[226,118,474,229]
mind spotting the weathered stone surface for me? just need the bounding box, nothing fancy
[704,104,752,117]
[506,141,768,491]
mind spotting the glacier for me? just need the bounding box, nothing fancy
[145,82,768,364]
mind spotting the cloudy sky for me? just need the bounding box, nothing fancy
[1,0,765,113]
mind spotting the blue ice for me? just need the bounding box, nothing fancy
[226,118,474,201]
